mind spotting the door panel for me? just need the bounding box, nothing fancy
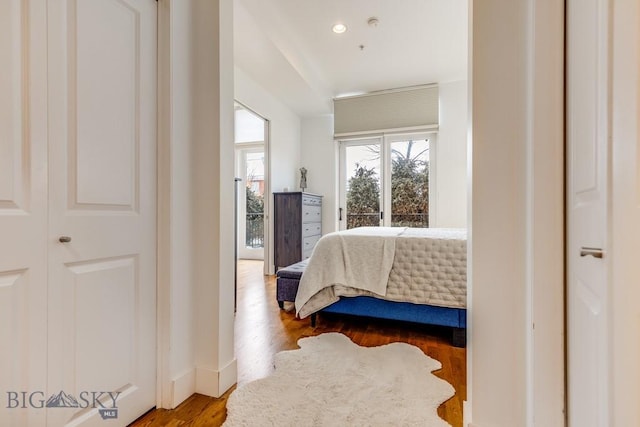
[47,0,157,425]
[340,141,382,229]
[0,1,48,426]
[237,148,265,260]
[567,0,609,425]
[73,0,138,209]
[0,0,27,208]
[389,138,430,227]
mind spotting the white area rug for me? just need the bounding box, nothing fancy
[223,333,455,426]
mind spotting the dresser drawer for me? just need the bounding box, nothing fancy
[301,205,322,223]
[303,248,314,260]
[302,234,321,254]
[302,223,321,237]
[302,195,322,206]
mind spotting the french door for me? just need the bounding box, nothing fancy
[236,146,265,260]
[338,133,435,230]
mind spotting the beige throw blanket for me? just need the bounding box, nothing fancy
[295,227,405,318]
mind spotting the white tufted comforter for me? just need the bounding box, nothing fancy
[295,227,467,318]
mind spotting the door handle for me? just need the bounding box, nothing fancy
[59,236,72,243]
[580,247,603,259]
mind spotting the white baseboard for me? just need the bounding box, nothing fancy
[196,358,238,398]
[463,400,478,427]
[170,368,196,409]
[218,358,238,395]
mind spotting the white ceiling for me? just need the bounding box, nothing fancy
[234,0,468,118]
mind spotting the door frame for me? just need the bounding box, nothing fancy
[153,0,567,423]
[233,101,271,265]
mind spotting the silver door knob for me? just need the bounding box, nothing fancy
[59,236,72,243]
[580,247,603,258]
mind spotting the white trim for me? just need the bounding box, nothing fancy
[263,119,273,275]
[334,124,439,139]
[235,140,265,146]
[195,359,238,398]
[170,369,196,409]
[524,0,535,425]
[333,83,438,101]
[156,0,172,410]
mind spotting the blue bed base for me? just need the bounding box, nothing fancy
[312,296,467,347]
[276,259,467,347]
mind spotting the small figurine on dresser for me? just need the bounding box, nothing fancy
[299,167,307,191]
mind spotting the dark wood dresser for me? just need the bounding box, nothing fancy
[273,192,322,269]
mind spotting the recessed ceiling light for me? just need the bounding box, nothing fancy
[332,23,347,34]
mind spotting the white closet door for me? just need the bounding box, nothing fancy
[46,0,157,425]
[0,1,48,426]
[567,0,610,425]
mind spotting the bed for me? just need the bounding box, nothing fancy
[294,227,467,346]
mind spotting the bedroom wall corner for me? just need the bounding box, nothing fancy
[437,80,468,228]
[300,115,337,234]
[234,67,302,194]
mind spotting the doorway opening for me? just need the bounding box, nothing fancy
[234,103,269,263]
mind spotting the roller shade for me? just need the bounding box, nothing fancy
[334,85,439,136]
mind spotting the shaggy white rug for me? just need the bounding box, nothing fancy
[223,333,455,426]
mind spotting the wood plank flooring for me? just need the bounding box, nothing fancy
[131,260,466,426]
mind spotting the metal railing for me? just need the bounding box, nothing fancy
[245,212,264,248]
[390,213,429,228]
[347,212,428,229]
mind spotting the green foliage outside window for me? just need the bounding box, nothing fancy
[346,140,429,229]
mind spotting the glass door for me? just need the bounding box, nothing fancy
[387,136,432,227]
[339,139,383,229]
[237,147,265,259]
[339,133,435,230]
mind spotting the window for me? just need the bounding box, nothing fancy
[339,133,435,230]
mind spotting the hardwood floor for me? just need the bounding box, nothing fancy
[131,260,466,426]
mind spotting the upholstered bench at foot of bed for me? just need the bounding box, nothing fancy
[275,259,309,309]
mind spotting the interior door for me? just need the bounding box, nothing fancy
[46,0,157,425]
[0,1,48,426]
[566,0,609,425]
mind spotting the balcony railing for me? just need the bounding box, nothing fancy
[246,212,264,248]
[347,212,428,229]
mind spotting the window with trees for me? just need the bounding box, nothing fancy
[339,133,434,229]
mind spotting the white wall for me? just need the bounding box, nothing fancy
[436,80,468,228]
[469,0,564,425]
[158,0,236,408]
[300,115,337,234]
[611,0,640,424]
[235,67,301,193]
